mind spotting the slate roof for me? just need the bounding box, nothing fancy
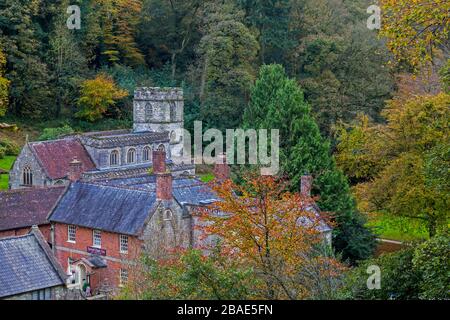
[49,182,158,236]
[30,138,96,179]
[80,130,169,148]
[82,162,195,181]
[0,187,66,231]
[93,176,218,206]
[0,228,66,298]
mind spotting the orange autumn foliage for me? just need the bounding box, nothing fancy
[195,174,345,299]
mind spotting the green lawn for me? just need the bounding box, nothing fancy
[0,156,16,190]
[199,173,215,183]
[367,213,429,242]
[0,156,16,171]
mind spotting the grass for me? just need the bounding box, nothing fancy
[0,155,16,190]
[199,173,215,183]
[0,156,16,171]
[0,174,8,190]
[367,213,429,242]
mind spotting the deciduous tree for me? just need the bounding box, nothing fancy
[76,74,128,122]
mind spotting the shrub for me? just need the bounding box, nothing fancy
[0,138,19,156]
[38,125,75,141]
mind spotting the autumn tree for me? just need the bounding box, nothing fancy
[0,47,9,117]
[336,91,450,237]
[380,0,450,70]
[196,175,345,300]
[76,74,128,122]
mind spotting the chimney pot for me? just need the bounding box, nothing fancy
[152,148,166,174]
[214,153,230,180]
[68,157,83,182]
[156,172,172,200]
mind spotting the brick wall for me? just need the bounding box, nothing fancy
[0,224,51,242]
[53,223,142,290]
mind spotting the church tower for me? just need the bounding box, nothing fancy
[133,88,184,159]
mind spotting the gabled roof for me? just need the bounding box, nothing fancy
[30,138,96,179]
[0,228,66,298]
[0,187,66,231]
[49,182,158,236]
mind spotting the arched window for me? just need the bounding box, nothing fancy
[143,146,151,162]
[164,210,172,221]
[22,166,33,186]
[157,144,165,152]
[127,148,136,164]
[110,150,119,166]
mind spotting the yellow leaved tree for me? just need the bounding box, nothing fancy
[76,74,128,122]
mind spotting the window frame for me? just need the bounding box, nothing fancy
[142,146,151,162]
[22,166,33,186]
[119,234,129,254]
[67,225,76,243]
[110,150,120,166]
[92,229,102,248]
[127,148,136,164]
[119,268,128,286]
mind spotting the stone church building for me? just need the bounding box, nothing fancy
[9,87,193,190]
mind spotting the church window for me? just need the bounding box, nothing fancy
[110,150,120,166]
[143,146,151,162]
[145,103,153,121]
[127,148,136,164]
[170,102,176,121]
[157,144,165,152]
[22,166,33,186]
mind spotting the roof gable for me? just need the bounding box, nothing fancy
[30,138,96,179]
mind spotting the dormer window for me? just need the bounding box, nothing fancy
[110,150,120,166]
[127,148,136,164]
[22,166,33,186]
[143,146,151,162]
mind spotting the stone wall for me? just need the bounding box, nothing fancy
[9,144,50,189]
[3,285,66,300]
[84,142,170,170]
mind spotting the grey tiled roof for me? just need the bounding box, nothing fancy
[0,229,66,298]
[80,130,169,148]
[49,182,158,235]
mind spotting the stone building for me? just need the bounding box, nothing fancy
[9,87,193,190]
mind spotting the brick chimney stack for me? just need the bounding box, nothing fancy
[300,175,313,197]
[68,157,83,182]
[213,153,230,180]
[153,148,172,200]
